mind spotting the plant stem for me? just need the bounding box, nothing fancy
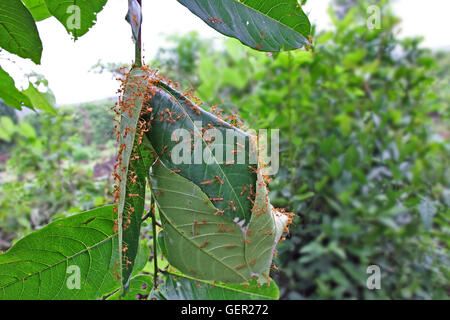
[151,195,159,290]
[135,0,142,68]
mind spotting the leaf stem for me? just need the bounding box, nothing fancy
[135,0,142,68]
[151,196,159,290]
[142,211,162,227]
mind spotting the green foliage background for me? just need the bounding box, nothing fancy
[0,0,449,299]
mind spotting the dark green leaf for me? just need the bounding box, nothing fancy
[177,0,311,51]
[0,0,43,63]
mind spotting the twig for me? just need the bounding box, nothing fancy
[142,210,162,227]
[135,0,142,68]
[151,202,159,290]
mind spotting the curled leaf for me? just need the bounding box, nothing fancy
[125,0,142,42]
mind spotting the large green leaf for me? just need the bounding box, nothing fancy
[0,0,43,63]
[22,0,52,21]
[154,270,279,300]
[177,0,311,51]
[150,161,287,284]
[0,66,31,110]
[0,205,121,300]
[116,68,153,293]
[143,82,257,227]
[44,0,107,40]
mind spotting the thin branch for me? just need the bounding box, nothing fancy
[151,205,159,290]
[135,0,143,68]
[142,210,161,227]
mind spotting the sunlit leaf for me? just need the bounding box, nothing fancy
[0,67,32,110]
[22,82,56,114]
[44,0,108,40]
[22,0,52,21]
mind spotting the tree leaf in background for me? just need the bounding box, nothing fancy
[153,270,279,300]
[22,0,52,21]
[0,117,16,142]
[0,205,120,300]
[22,82,56,114]
[0,67,32,110]
[418,197,437,231]
[143,81,257,226]
[0,0,43,63]
[150,161,288,284]
[176,0,311,51]
[44,0,108,40]
[115,67,152,293]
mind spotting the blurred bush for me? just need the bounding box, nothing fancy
[0,103,116,248]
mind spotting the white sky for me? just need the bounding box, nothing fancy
[2,0,449,106]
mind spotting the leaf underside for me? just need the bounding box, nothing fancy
[154,270,279,300]
[143,82,257,227]
[150,161,285,284]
